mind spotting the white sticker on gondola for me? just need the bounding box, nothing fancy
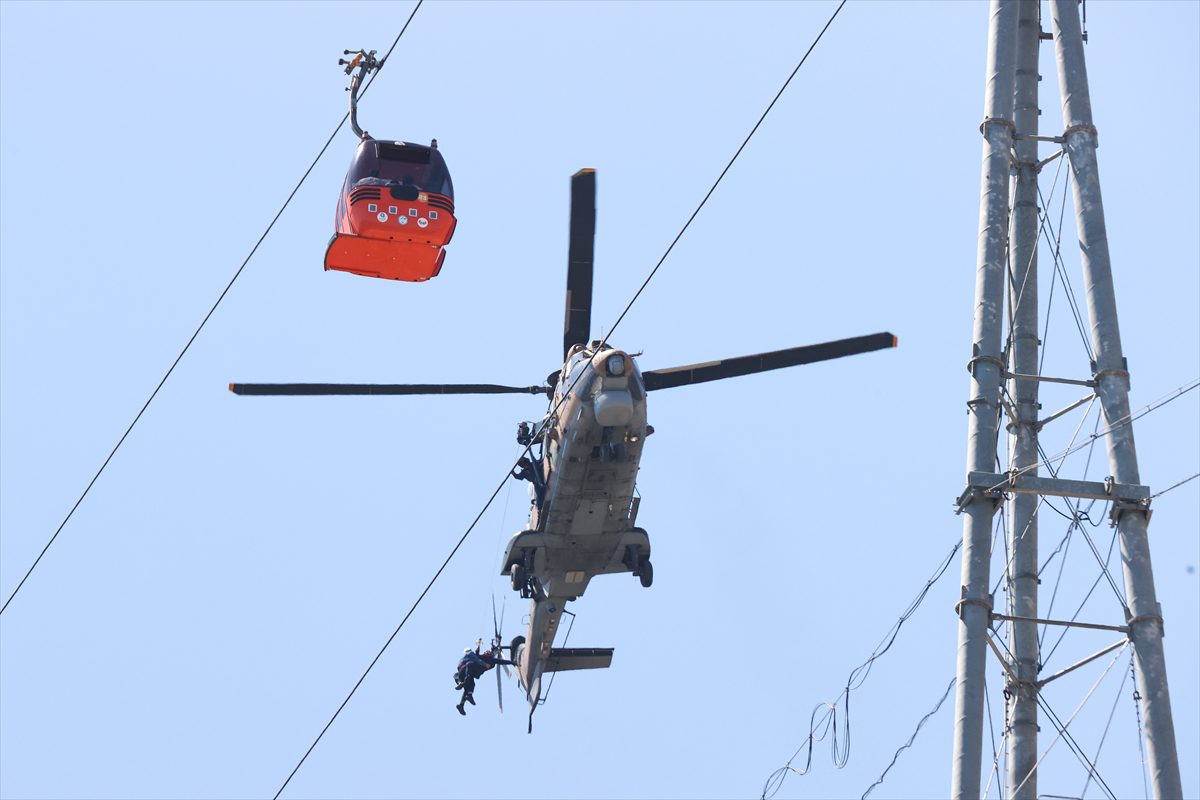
[417,217,429,228]
[377,212,389,222]
[408,208,418,217]
[428,210,439,220]
[398,216,408,225]
[388,206,398,215]
[367,204,377,213]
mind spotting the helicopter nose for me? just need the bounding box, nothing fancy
[594,389,634,426]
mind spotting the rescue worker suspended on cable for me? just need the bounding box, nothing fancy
[454,643,511,716]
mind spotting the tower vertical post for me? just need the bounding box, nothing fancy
[1048,2,1182,796]
[1004,2,1042,796]
[951,2,1018,797]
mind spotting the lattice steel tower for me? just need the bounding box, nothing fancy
[951,1,1181,798]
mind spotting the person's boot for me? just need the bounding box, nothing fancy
[464,692,475,706]
[456,700,466,716]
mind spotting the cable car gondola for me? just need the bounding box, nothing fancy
[324,51,456,282]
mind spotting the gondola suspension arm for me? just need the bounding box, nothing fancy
[338,48,379,140]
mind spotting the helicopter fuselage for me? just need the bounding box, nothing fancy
[501,343,653,709]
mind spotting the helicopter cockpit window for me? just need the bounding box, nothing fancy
[565,350,589,381]
[563,352,596,397]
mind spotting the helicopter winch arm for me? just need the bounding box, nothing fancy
[641,332,897,392]
[228,382,546,396]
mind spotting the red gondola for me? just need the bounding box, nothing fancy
[324,51,456,282]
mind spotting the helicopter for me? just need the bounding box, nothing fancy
[323,49,456,282]
[231,169,896,730]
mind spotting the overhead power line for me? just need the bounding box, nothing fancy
[861,676,957,799]
[1150,471,1199,499]
[0,3,422,618]
[598,0,848,349]
[761,536,961,800]
[986,378,1199,492]
[273,2,850,794]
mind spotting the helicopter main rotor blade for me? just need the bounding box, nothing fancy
[228,383,546,396]
[641,332,897,392]
[562,169,596,360]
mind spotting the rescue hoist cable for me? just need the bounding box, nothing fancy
[0,0,424,618]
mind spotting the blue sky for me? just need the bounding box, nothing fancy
[1,2,1196,798]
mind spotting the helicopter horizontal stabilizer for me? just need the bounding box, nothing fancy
[543,647,614,674]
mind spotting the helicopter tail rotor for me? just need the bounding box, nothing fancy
[491,594,508,714]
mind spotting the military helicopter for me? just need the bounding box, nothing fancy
[231,169,895,730]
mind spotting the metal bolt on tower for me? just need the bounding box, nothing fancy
[951,2,1182,798]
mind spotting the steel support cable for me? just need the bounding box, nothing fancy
[761,537,961,799]
[279,6,852,796]
[1035,410,1104,640]
[994,396,1126,658]
[596,0,847,352]
[860,676,956,799]
[982,684,1004,800]
[994,631,1125,800]
[1035,155,1073,375]
[1079,652,1131,799]
[1037,514,1091,655]
[0,3,423,618]
[1002,149,1065,359]
[991,421,1116,642]
[1071,516,1126,605]
[1028,162,1061,376]
[991,506,1009,599]
[1040,172,1095,364]
[1040,520,1077,581]
[1040,264,1057,378]
[1150,471,1199,499]
[273,438,512,799]
[1033,693,1120,800]
[1027,399,1126,607]
[985,628,1119,800]
[1042,526,1120,666]
[1001,154,1063,363]
[991,374,1187,615]
[1129,651,1151,800]
[275,362,596,797]
[1031,390,1096,482]
[1039,528,1074,650]
[987,379,1199,490]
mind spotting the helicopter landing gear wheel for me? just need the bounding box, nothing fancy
[638,557,653,588]
[510,563,527,596]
